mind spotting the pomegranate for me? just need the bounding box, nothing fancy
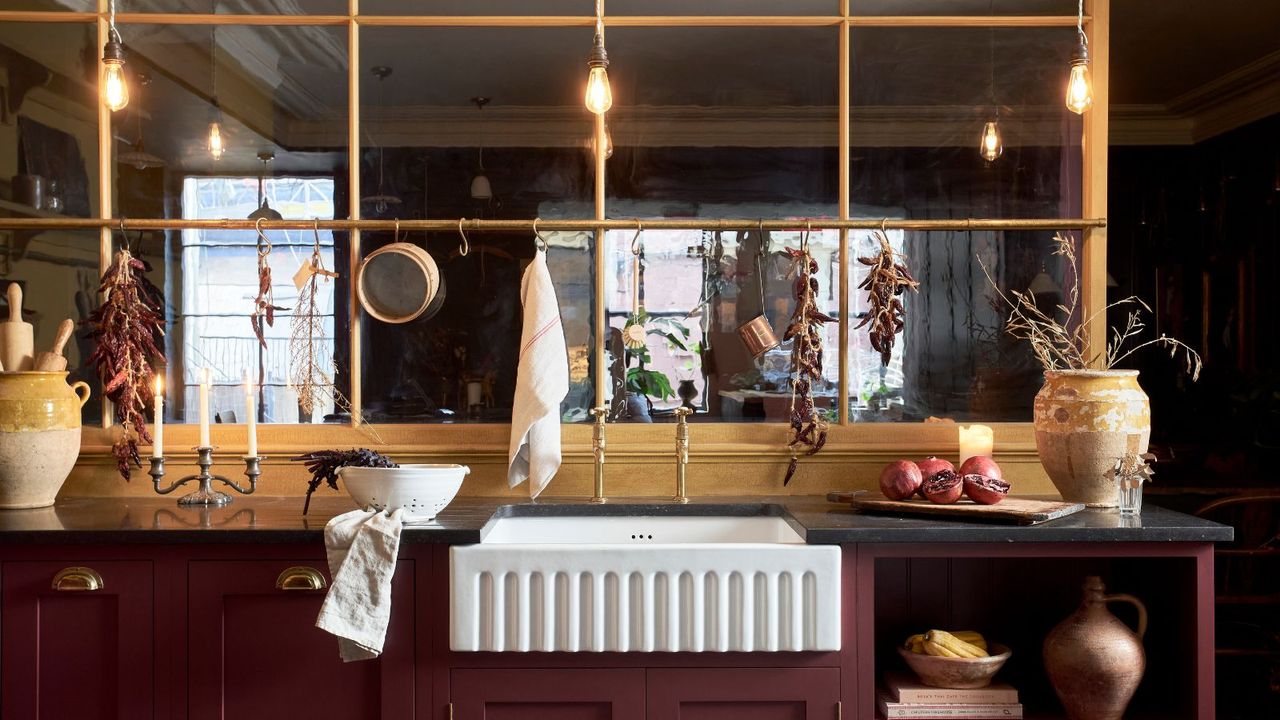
[917,456,955,479]
[959,455,1003,480]
[921,469,964,504]
[879,460,923,500]
[963,474,1011,505]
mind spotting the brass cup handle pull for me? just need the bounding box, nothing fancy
[1103,592,1148,640]
[275,566,328,591]
[51,566,104,592]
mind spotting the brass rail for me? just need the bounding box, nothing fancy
[0,217,1106,232]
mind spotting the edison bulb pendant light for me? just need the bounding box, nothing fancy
[980,120,1003,162]
[207,118,225,160]
[101,38,129,111]
[585,35,612,115]
[1065,38,1093,114]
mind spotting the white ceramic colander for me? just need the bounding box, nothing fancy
[338,464,469,520]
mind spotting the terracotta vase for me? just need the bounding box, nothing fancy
[1033,370,1150,506]
[0,372,91,509]
[1043,576,1148,720]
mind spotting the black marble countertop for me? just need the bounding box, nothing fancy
[0,494,1233,545]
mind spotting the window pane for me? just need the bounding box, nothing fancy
[848,229,1077,422]
[606,228,839,423]
[854,1,1077,14]
[364,0,588,14]
[610,0,836,14]
[113,23,348,220]
[0,21,99,218]
[606,26,839,219]
[115,0,347,14]
[3,1,95,10]
[851,26,1082,219]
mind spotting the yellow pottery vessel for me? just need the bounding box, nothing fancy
[1033,370,1150,507]
[0,372,91,509]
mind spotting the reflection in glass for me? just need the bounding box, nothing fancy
[115,23,348,219]
[364,0,587,14]
[848,229,1075,422]
[855,0,1076,15]
[610,0,834,14]
[606,228,839,423]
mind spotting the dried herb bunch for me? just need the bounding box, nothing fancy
[855,231,920,366]
[979,232,1201,379]
[291,448,398,514]
[783,243,836,485]
[289,231,340,417]
[85,249,166,479]
[250,230,288,349]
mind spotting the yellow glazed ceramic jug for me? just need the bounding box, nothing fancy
[0,372,91,508]
[1033,370,1150,507]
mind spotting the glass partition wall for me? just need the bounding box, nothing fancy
[0,2,1108,445]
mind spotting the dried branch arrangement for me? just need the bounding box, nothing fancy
[289,232,340,417]
[979,232,1201,379]
[291,448,398,514]
[783,243,836,485]
[250,230,288,349]
[85,249,166,479]
[855,231,920,366]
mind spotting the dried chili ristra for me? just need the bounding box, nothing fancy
[84,249,166,479]
[250,237,288,349]
[783,246,836,485]
[854,231,919,366]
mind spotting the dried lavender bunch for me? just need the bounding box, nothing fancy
[854,231,919,366]
[85,249,165,480]
[979,232,1201,379]
[291,448,398,514]
[783,246,836,485]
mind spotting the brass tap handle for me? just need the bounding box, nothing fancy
[589,406,608,503]
[674,407,692,503]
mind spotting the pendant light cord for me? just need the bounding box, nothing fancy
[107,0,120,43]
[595,0,605,42]
[1076,0,1089,48]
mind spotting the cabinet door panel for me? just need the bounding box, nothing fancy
[1,561,153,720]
[188,559,413,720]
[451,669,645,720]
[647,668,840,720]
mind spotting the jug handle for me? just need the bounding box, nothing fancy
[1104,593,1147,640]
[71,381,92,408]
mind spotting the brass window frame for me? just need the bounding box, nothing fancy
[0,0,1110,458]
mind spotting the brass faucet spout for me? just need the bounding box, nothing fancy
[674,407,692,503]
[590,406,608,503]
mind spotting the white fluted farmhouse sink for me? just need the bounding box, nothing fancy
[450,505,841,653]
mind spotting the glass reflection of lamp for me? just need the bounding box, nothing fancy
[117,74,166,171]
[469,96,493,201]
[362,66,402,215]
[1066,0,1093,114]
[585,0,612,114]
[207,20,226,161]
[980,24,1003,162]
[101,0,129,111]
[248,151,282,221]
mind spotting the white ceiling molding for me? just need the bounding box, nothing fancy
[1111,50,1280,145]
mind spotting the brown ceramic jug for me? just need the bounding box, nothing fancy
[1043,576,1148,720]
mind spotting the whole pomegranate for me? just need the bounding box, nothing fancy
[959,455,1003,480]
[879,460,923,501]
[921,469,964,504]
[963,474,1011,505]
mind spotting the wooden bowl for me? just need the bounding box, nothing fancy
[897,643,1012,689]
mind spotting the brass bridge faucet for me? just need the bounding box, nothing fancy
[673,407,692,503]
[590,406,608,503]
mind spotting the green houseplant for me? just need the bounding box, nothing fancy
[621,310,691,419]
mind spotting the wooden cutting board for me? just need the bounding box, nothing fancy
[826,492,1085,526]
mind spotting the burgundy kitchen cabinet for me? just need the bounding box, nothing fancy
[646,668,841,720]
[186,559,415,720]
[1,561,154,720]
[450,668,646,720]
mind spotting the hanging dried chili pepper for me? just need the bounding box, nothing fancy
[250,224,289,349]
[783,238,836,485]
[85,248,166,479]
[854,231,919,367]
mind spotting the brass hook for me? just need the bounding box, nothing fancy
[313,218,322,252]
[255,216,272,257]
[803,220,812,253]
[881,217,888,234]
[533,218,549,252]
[630,221,644,257]
[457,218,471,257]
[393,218,401,243]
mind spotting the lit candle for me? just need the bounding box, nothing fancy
[198,368,211,448]
[244,369,258,458]
[152,376,164,458]
[958,424,994,464]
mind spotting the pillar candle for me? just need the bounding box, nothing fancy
[244,369,257,458]
[198,368,211,448]
[958,424,994,464]
[152,376,164,458]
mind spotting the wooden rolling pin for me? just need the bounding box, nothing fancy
[33,319,75,371]
[0,284,33,371]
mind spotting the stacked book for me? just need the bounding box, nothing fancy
[879,674,1022,719]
